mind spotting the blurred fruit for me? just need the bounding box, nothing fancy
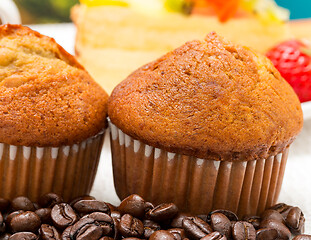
[266,40,311,103]
[14,0,79,23]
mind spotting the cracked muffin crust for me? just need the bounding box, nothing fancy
[108,32,303,161]
[0,24,109,147]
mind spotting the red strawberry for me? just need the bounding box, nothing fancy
[266,40,311,103]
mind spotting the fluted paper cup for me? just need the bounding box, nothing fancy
[109,122,289,217]
[0,130,105,202]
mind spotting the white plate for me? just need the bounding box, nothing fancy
[302,101,311,121]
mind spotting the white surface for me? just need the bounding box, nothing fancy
[29,23,311,232]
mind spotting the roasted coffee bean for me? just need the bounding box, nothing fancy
[256,228,279,240]
[112,217,120,240]
[210,213,231,239]
[146,203,178,222]
[293,235,311,240]
[286,207,305,235]
[51,203,78,229]
[110,211,121,220]
[39,193,63,208]
[201,231,227,240]
[207,210,238,223]
[121,238,142,240]
[0,213,5,233]
[99,237,114,240]
[261,209,285,224]
[9,232,37,240]
[5,211,24,227]
[0,233,11,240]
[61,226,72,240]
[171,213,193,228]
[73,200,110,216]
[118,194,147,219]
[242,215,261,229]
[182,216,212,239]
[11,197,35,212]
[149,230,175,240]
[69,196,96,207]
[168,228,186,240]
[88,212,114,236]
[9,211,41,233]
[269,203,292,218]
[232,221,256,240]
[69,217,95,238]
[119,214,144,238]
[76,224,104,240]
[39,224,61,240]
[106,203,117,213]
[260,219,291,240]
[143,220,161,239]
[0,199,10,213]
[35,208,52,224]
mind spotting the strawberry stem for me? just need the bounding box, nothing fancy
[301,47,311,57]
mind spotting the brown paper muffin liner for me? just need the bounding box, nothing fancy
[109,122,289,217]
[0,130,105,202]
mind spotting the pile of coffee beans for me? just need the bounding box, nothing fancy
[0,193,309,240]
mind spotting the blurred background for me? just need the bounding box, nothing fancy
[12,0,311,24]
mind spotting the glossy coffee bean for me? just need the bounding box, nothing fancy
[207,210,238,223]
[256,228,279,240]
[261,209,285,224]
[99,237,114,240]
[182,216,212,240]
[168,228,186,240]
[171,213,193,228]
[146,203,178,222]
[69,196,96,207]
[260,219,291,240]
[9,211,41,233]
[0,213,5,233]
[69,217,96,239]
[119,214,144,238]
[39,193,63,208]
[0,233,10,240]
[11,197,35,212]
[76,224,104,240]
[110,211,121,220]
[39,224,61,240]
[73,200,110,216]
[293,235,311,240]
[88,212,114,236]
[201,231,227,240]
[286,207,305,235]
[143,219,161,239]
[35,208,52,224]
[210,213,231,239]
[5,211,23,228]
[269,203,292,218]
[149,230,175,240]
[118,194,147,219]
[51,203,78,229]
[232,221,256,240]
[242,215,261,230]
[61,225,72,240]
[9,232,37,240]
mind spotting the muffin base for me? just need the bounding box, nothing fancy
[0,131,105,202]
[110,122,289,217]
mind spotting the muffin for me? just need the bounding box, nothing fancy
[0,24,108,201]
[108,32,303,217]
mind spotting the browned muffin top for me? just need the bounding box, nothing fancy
[108,32,303,161]
[0,24,108,147]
